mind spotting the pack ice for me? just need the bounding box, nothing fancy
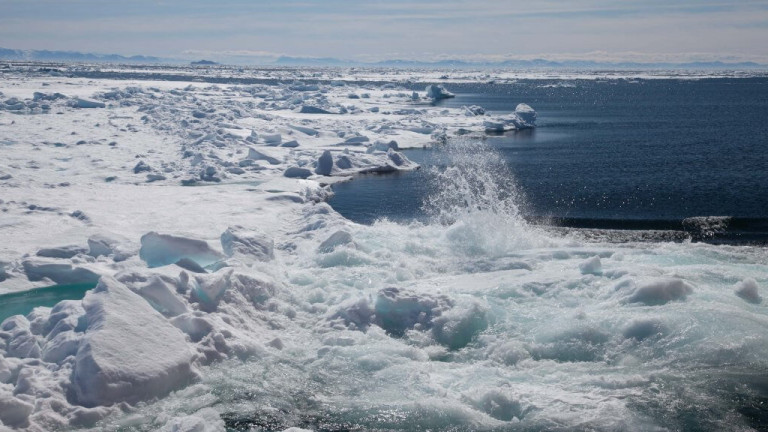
[0,63,767,432]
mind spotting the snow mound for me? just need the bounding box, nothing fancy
[139,232,224,268]
[73,277,199,406]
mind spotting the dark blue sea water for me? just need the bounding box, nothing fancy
[330,78,768,243]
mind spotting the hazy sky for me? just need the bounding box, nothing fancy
[2,0,768,63]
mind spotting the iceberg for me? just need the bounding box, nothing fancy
[425,84,455,100]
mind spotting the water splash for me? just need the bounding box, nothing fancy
[423,138,523,224]
[421,137,545,256]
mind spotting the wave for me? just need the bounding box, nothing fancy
[529,215,768,245]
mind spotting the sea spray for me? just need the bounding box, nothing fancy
[422,137,548,257]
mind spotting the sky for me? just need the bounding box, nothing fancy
[2,0,768,64]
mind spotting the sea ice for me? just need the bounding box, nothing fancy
[22,258,100,285]
[72,277,198,406]
[139,232,224,269]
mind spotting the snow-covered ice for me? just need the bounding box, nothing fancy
[0,62,767,431]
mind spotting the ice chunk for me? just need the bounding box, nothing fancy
[328,297,374,330]
[70,98,105,109]
[117,272,189,317]
[283,166,312,179]
[628,278,694,305]
[0,391,34,428]
[67,406,114,428]
[336,155,352,169]
[318,230,353,253]
[261,133,282,145]
[483,119,506,133]
[289,125,319,136]
[735,278,762,304]
[280,140,300,148]
[36,245,87,259]
[44,300,85,339]
[373,287,452,336]
[579,256,602,275]
[2,316,41,359]
[73,277,198,407]
[88,233,133,261]
[425,84,455,100]
[247,147,281,165]
[221,226,274,261]
[175,258,207,273]
[514,103,537,125]
[463,105,485,116]
[431,302,488,350]
[140,232,224,268]
[229,271,276,306]
[22,258,100,285]
[190,268,234,312]
[133,160,152,173]
[366,140,399,153]
[297,105,332,114]
[387,148,407,166]
[344,135,370,144]
[41,330,82,363]
[315,150,334,176]
[171,313,214,343]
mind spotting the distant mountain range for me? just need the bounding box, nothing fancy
[0,47,163,63]
[0,47,765,69]
[277,56,765,69]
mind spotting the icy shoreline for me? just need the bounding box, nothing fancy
[1,64,767,431]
